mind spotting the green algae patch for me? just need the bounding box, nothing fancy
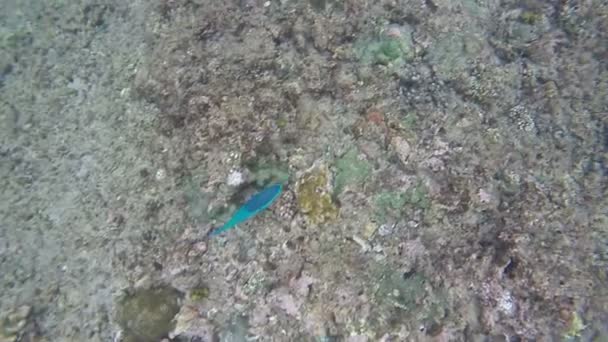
[356,25,414,67]
[334,149,372,195]
[373,183,430,221]
[370,266,449,334]
[407,183,430,209]
[116,287,182,342]
[401,112,418,130]
[374,191,407,221]
[296,167,338,224]
[309,0,327,11]
[376,271,427,311]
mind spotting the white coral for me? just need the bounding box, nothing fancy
[226,170,244,187]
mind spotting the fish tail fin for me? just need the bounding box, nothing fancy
[204,225,219,237]
[206,227,220,237]
[207,223,232,238]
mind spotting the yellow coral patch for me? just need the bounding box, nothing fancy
[296,168,338,224]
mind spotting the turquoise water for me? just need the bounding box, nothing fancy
[1,0,606,341]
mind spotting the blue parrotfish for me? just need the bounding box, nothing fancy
[207,183,283,237]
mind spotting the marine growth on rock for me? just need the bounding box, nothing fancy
[296,166,338,224]
[115,287,182,342]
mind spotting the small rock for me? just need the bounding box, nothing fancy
[498,291,516,317]
[289,273,316,298]
[366,110,385,126]
[385,24,403,38]
[0,305,31,339]
[352,234,371,252]
[334,67,357,90]
[476,187,499,210]
[251,302,272,327]
[420,156,444,172]
[155,168,166,181]
[189,241,207,256]
[391,136,412,165]
[378,223,394,236]
[75,154,95,179]
[9,306,31,322]
[372,244,384,253]
[169,306,215,340]
[363,222,378,240]
[312,22,329,50]
[134,275,152,289]
[269,287,302,317]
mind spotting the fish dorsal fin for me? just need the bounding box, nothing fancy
[243,184,283,213]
